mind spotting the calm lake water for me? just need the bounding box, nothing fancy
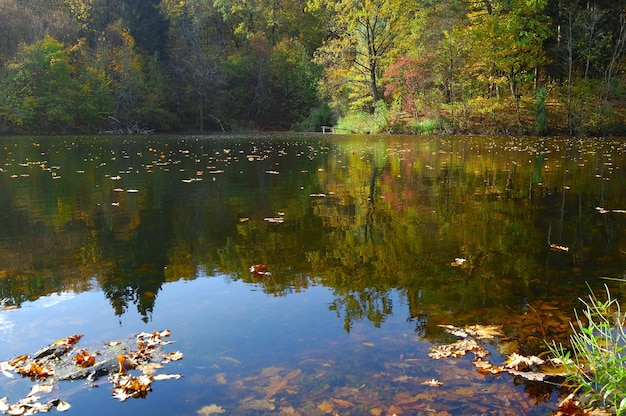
[1,133,625,415]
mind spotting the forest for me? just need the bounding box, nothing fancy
[0,0,625,135]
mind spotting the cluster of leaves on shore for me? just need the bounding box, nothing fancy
[0,330,182,415]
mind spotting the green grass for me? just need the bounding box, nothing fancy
[549,284,626,415]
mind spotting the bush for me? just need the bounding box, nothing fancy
[292,102,335,132]
[409,118,441,134]
[549,284,626,415]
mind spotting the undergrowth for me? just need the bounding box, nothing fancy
[549,284,626,415]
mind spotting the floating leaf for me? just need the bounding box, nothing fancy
[153,373,183,381]
[162,351,183,363]
[549,243,569,252]
[503,353,544,371]
[421,378,443,386]
[28,384,53,396]
[52,399,71,412]
[250,264,272,276]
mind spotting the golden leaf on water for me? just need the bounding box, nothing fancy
[196,404,226,415]
[9,354,29,367]
[74,349,96,368]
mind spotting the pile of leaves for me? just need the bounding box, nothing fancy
[0,330,183,415]
[429,324,568,382]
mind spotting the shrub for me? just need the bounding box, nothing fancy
[549,284,626,415]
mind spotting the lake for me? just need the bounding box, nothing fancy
[0,133,625,415]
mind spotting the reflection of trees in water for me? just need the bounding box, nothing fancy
[1,136,626,337]
[329,288,393,333]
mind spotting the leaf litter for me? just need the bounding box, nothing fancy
[0,330,183,414]
[181,320,576,416]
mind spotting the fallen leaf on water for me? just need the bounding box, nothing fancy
[196,404,226,415]
[250,264,272,276]
[109,373,153,401]
[421,379,443,386]
[428,338,483,359]
[504,352,544,371]
[549,243,569,252]
[137,362,162,375]
[162,351,183,363]
[153,374,183,380]
[17,362,54,379]
[53,399,71,412]
[28,384,53,396]
[505,369,546,381]
[9,354,29,367]
[451,257,467,266]
[74,349,96,368]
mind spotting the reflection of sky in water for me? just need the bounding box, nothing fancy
[0,271,558,415]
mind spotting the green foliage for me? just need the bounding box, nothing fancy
[549,284,626,415]
[334,101,391,134]
[534,87,548,135]
[3,37,90,133]
[292,102,335,132]
[0,0,625,133]
[409,118,441,134]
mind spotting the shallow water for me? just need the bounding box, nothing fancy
[1,134,625,415]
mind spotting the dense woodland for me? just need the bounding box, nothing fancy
[0,0,625,135]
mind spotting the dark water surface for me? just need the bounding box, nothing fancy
[1,134,625,415]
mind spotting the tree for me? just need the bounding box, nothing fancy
[122,0,169,55]
[165,0,223,131]
[464,0,551,130]
[311,0,416,112]
[4,37,85,133]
